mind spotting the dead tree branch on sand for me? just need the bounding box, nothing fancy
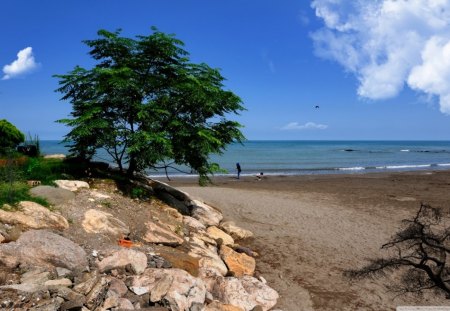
[346,203,450,298]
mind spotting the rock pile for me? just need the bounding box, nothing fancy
[0,178,280,310]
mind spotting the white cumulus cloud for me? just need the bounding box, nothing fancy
[2,47,39,80]
[311,0,450,114]
[281,122,328,130]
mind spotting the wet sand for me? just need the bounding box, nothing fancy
[163,170,450,310]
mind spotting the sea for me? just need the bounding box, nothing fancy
[40,140,450,178]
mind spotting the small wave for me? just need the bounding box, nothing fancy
[338,166,365,171]
[377,164,431,169]
[400,149,409,152]
[437,163,450,167]
[415,150,450,153]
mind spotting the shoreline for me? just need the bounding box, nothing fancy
[166,169,450,310]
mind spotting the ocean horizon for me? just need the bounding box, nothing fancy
[40,140,450,178]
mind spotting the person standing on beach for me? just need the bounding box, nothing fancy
[236,163,242,179]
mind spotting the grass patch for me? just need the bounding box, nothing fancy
[0,181,49,208]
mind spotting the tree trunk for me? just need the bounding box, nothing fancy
[127,156,137,176]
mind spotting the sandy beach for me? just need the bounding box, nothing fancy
[164,170,450,311]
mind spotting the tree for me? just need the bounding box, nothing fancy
[0,119,25,154]
[55,28,245,183]
[346,203,450,298]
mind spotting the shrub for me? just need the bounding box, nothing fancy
[0,120,25,154]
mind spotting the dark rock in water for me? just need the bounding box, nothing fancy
[30,185,75,205]
[344,149,356,152]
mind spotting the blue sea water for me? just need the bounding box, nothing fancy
[40,140,450,177]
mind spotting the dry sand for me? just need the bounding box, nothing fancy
[165,170,450,311]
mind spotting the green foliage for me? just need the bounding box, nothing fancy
[0,181,49,208]
[55,27,245,182]
[0,119,25,154]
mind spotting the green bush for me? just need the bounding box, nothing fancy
[0,120,25,154]
[0,181,49,208]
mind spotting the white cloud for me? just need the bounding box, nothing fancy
[2,47,39,80]
[262,50,276,74]
[281,122,328,130]
[311,0,450,114]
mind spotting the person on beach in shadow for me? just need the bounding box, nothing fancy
[236,162,242,179]
[256,172,264,180]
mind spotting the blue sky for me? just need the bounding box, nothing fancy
[1,0,450,140]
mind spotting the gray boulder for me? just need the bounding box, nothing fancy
[0,230,88,272]
[30,185,75,205]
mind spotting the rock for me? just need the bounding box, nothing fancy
[56,267,72,277]
[82,209,129,238]
[206,226,234,246]
[44,278,72,287]
[143,220,184,246]
[188,238,228,276]
[60,299,85,311]
[220,245,255,277]
[108,278,128,297]
[130,286,149,295]
[183,216,206,231]
[89,190,111,199]
[97,248,147,275]
[118,298,134,309]
[73,272,99,295]
[130,268,206,310]
[191,231,218,246]
[85,277,108,310]
[0,230,88,272]
[0,201,69,230]
[0,283,44,293]
[50,286,85,303]
[154,245,200,277]
[30,185,75,205]
[102,296,119,309]
[0,232,4,243]
[21,268,51,284]
[220,221,254,240]
[233,246,258,258]
[151,180,191,202]
[212,276,279,311]
[190,200,223,227]
[205,301,245,311]
[157,191,190,215]
[150,274,173,302]
[54,180,90,192]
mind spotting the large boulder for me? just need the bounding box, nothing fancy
[30,185,75,205]
[207,226,234,246]
[0,201,69,230]
[219,245,255,277]
[143,220,184,246]
[54,180,90,192]
[205,301,245,311]
[97,248,147,274]
[188,237,228,276]
[130,268,206,311]
[190,200,223,227]
[154,245,200,277]
[220,221,254,240]
[212,276,279,311]
[82,209,129,238]
[0,230,88,272]
[183,215,207,231]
